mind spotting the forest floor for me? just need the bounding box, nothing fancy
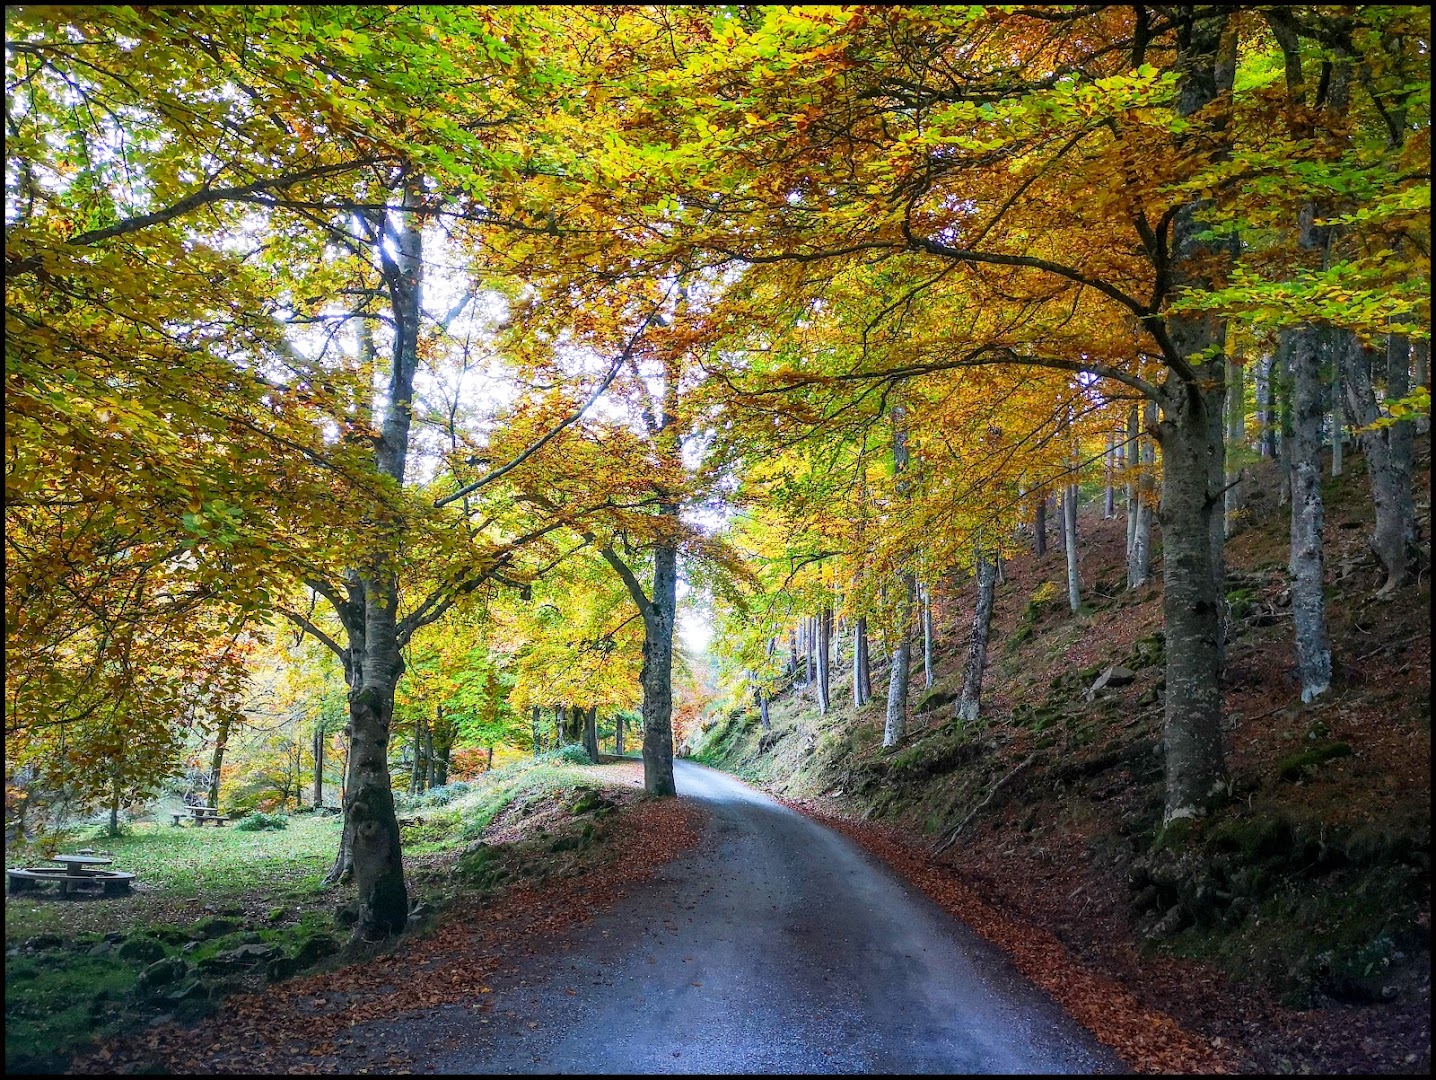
[693,433,1431,1075]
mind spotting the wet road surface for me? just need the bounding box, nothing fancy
[392,759,1124,1074]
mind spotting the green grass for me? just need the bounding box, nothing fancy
[5,755,629,1071]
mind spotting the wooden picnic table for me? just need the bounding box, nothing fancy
[181,805,230,826]
[48,854,115,873]
[9,854,134,896]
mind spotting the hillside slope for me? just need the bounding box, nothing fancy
[693,435,1431,1075]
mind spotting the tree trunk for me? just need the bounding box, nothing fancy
[882,575,916,747]
[955,551,996,725]
[638,541,679,795]
[325,721,356,885]
[486,745,494,771]
[788,628,800,680]
[409,711,426,795]
[1225,354,1245,536]
[583,705,599,764]
[1034,489,1048,556]
[312,722,324,808]
[816,606,831,715]
[345,597,409,938]
[1126,406,1140,559]
[614,711,625,756]
[1129,403,1155,589]
[1052,493,1063,552]
[109,766,121,837]
[209,712,232,809]
[755,686,770,732]
[1155,392,1229,822]
[853,616,871,707]
[431,706,454,788]
[1256,354,1275,459]
[920,585,935,689]
[531,706,543,757]
[1064,485,1081,612]
[804,615,814,685]
[1104,433,1116,518]
[1286,325,1333,701]
[1344,334,1419,592]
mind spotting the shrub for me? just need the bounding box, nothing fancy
[234,810,289,832]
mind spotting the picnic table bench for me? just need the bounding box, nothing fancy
[172,806,230,826]
[7,852,135,896]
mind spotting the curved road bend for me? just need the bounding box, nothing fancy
[401,759,1125,1074]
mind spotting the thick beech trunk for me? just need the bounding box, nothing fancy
[345,579,409,938]
[1155,394,1229,821]
[1344,334,1419,592]
[920,584,935,689]
[208,712,232,809]
[614,711,624,755]
[1053,493,1063,552]
[583,705,599,764]
[955,552,996,725]
[637,541,678,795]
[882,575,915,747]
[816,606,831,714]
[1154,5,1235,822]
[1064,485,1081,612]
[755,686,770,732]
[1285,326,1333,701]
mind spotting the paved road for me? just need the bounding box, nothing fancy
[410,760,1125,1074]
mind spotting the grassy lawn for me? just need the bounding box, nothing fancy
[4,752,644,1071]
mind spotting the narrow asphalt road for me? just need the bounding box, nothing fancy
[389,760,1125,1074]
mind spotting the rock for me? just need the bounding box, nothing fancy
[189,916,241,941]
[238,931,266,945]
[117,935,168,965]
[223,943,276,963]
[267,934,342,983]
[163,979,208,1004]
[1145,905,1186,942]
[136,956,187,992]
[181,941,202,954]
[1088,664,1137,698]
[266,907,287,923]
[25,934,64,952]
[147,925,189,946]
[88,942,114,958]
